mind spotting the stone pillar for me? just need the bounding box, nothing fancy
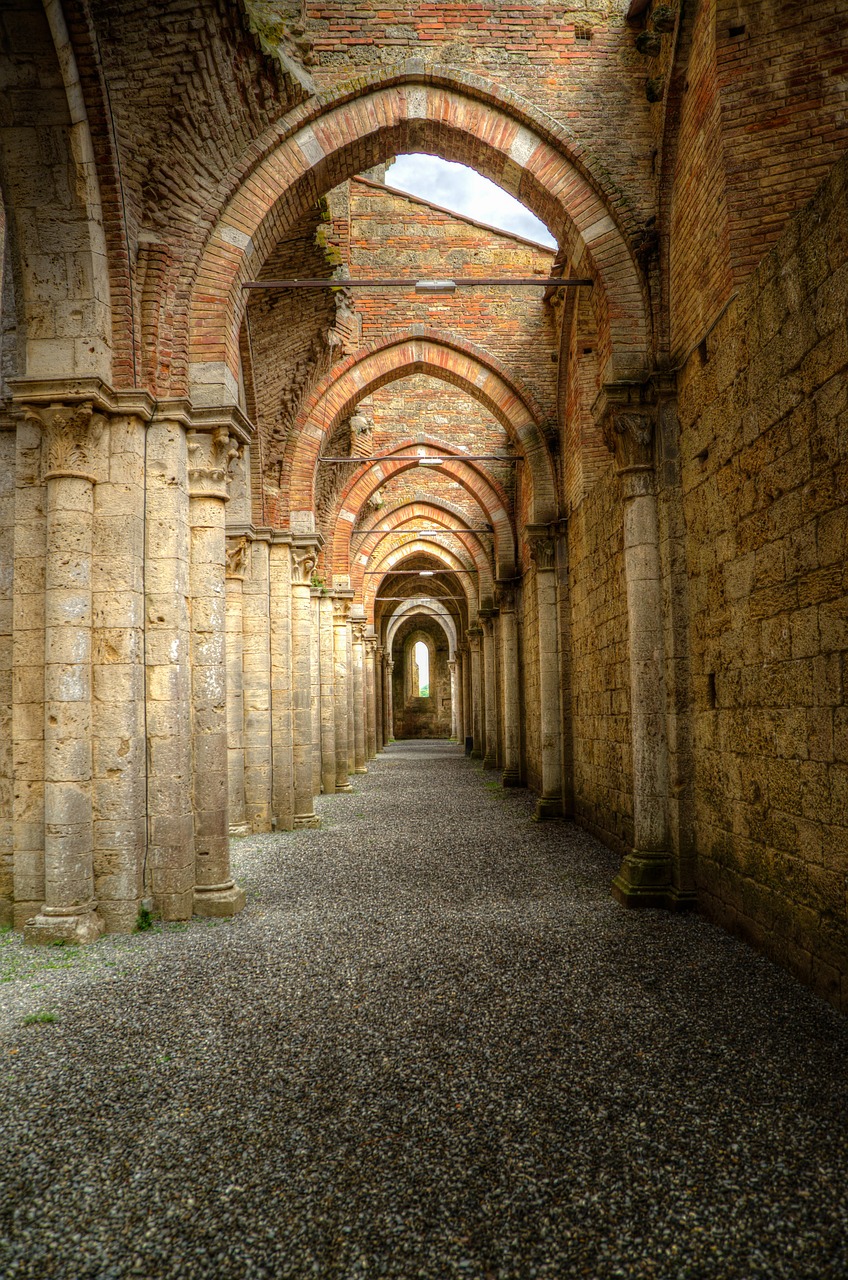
[225,536,249,835]
[0,419,14,926]
[290,538,320,827]
[188,427,245,916]
[375,646,384,753]
[467,626,484,759]
[351,610,367,774]
[346,618,356,775]
[480,610,499,769]
[242,535,272,832]
[384,657,394,742]
[365,634,378,761]
[448,659,458,740]
[527,527,564,819]
[496,581,522,786]
[602,400,672,906]
[318,592,336,794]
[460,646,471,751]
[23,402,104,944]
[269,533,294,829]
[332,591,354,791]
[310,588,322,797]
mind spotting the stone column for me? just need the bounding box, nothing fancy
[480,610,499,769]
[375,645,384,753]
[459,646,471,751]
[447,659,458,740]
[269,533,294,829]
[365,634,378,761]
[332,591,354,791]
[290,538,320,828]
[527,526,564,819]
[346,618,356,776]
[242,534,272,832]
[318,592,336,794]
[188,426,245,916]
[602,400,672,906]
[351,610,367,774]
[467,626,484,759]
[384,657,394,742]
[496,581,522,786]
[225,536,249,835]
[23,402,104,944]
[310,588,322,797]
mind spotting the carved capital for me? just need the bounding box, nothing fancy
[290,538,320,586]
[603,408,655,472]
[187,426,241,500]
[25,401,105,483]
[526,525,556,572]
[225,535,249,580]
[494,579,518,612]
[365,634,378,653]
[351,619,367,644]
[331,593,353,623]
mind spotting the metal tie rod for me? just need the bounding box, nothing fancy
[318,454,517,463]
[351,528,492,536]
[243,277,592,291]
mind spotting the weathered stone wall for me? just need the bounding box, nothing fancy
[678,151,848,1009]
[0,426,13,922]
[567,461,633,855]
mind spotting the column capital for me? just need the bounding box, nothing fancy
[331,589,354,623]
[187,426,242,500]
[351,618,367,643]
[225,534,249,580]
[365,633,378,653]
[494,578,519,611]
[592,379,664,474]
[290,535,322,586]
[526,524,557,571]
[21,400,106,484]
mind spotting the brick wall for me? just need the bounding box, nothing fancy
[678,151,848,1010]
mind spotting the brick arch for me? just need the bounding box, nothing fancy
[345,497,497,584]
[186,70,650,407]
[351,507,495,603]
[286,336,553,525]
[328,448,514,576]
[365,540,478,626]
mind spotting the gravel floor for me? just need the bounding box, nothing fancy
[1,739,847,1279]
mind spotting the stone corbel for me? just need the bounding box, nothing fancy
[331,590,354,623]
[23,400,106,484]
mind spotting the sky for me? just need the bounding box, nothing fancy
[384,154,557,249]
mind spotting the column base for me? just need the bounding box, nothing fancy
[501,768,521,787]
[335,782,353,793]
[193,882,246,918]
[612,851,674,909]
[666,885,699,912]
[483,754,498,769]
[24,906,105,946]
[533,796,563,821]
[229,821,251,837]
[354,766,367,775]
[293,813,321,829]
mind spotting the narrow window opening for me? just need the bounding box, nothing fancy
[414,641,430,698]
[707,673,717,709]
[729,23,746,37]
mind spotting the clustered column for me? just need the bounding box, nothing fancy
[496,581,522,786]
[290,538,321,827]
[332,590,354,792]
[527,526,564,819]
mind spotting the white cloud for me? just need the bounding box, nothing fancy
[384,154,557,249]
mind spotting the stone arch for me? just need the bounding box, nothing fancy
[0,0,112,386]
[186,69,650,407]
[289,335,552,525]
[386,598,458,659]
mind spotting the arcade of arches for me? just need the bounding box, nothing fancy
[0,0,847,1012]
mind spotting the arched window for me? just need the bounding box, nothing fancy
[414,640,430,697]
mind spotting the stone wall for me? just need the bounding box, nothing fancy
[567,461,633,855]
[678,151,848,1009]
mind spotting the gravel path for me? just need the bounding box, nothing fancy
[1,739,847,1279]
